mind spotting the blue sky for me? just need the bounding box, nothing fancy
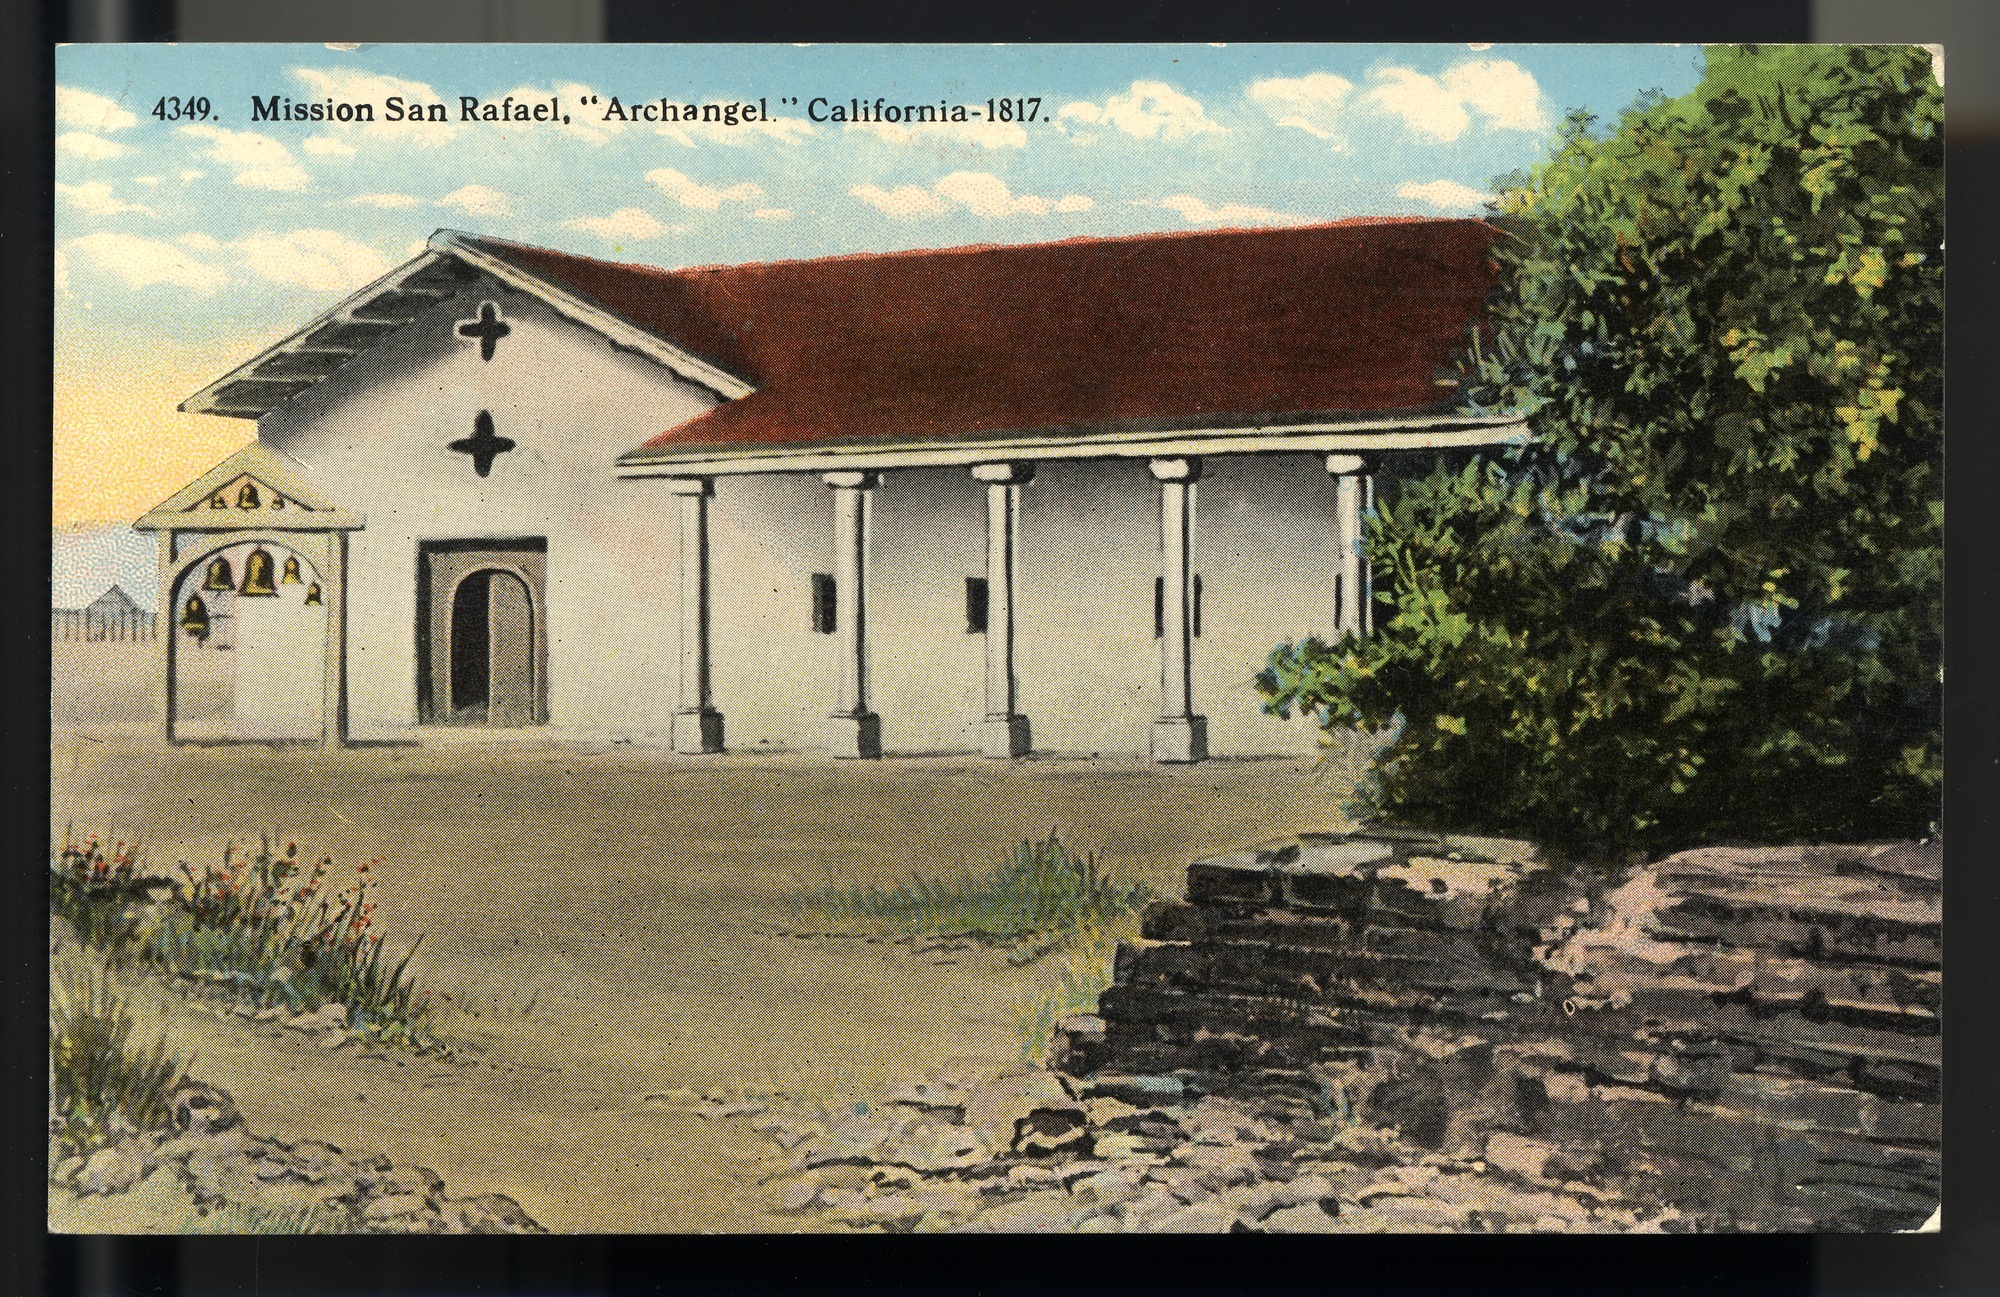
[53,42,1707,523]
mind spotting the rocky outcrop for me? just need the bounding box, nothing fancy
[688,1063,1681,1232]
[1053,832,1941,1232]
[50,1079,543,1234]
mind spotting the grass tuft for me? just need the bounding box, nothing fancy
[49,966,189,1157]
[1012,935,1120,1063]
[182,1201,348,1234]
[787,831,1151,946]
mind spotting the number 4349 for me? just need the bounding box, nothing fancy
[151,96,213,122]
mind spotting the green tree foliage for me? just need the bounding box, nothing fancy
[1258,45,1942,858]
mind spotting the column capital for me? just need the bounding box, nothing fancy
[972,461,1035,485]
[1325,454,1369,476]
[662,476,714,497]
[822,470,881,490]
[1149,457,1202,483]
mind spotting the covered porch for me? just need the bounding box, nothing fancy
[620,415,1523,762]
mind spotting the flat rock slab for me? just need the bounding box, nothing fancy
[1185,832,1542,920]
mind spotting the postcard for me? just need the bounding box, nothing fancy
[50,41,1942,1234]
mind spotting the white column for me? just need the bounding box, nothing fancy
[973,462,1032,758]
[824,470,882,759]
[1327,454,1373,637]
[1149,457,1207,763]
[158,531,178,744]
[320,531,350,747]
[666,477,724,754]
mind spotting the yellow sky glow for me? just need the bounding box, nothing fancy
[53,357,254,527]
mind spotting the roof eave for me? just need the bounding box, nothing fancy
[615,411,1531,479]
[178,248,487,419]
[177,229,760,421]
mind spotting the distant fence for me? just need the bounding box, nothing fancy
[53,608,158,643]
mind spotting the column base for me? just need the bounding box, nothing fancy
[981,714,1032,759]
[827,711,882,759]
[1149,715,1209,764]
[672,708,726,755]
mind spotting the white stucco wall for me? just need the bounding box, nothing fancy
[257,278,718,743]
[251,271,1355,757]
[701,457,1341,758]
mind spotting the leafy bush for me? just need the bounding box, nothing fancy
[1259,46,1942,859]
[49,967,189,1156]
[790,832,1150,947]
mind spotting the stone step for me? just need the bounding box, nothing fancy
[1114,937,1536,1005]
[1645,902,1940,969]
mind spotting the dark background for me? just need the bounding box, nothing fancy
[9,1,1994,1293]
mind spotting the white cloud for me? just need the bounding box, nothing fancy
[178,123,310,191]
[1365,69,1470,142]
[56,85,137,133]
[566,207,670,242]
[54,247,69,294]
[439,184,514,217]
[63,231,231,293]
[1155,194,1304,227]
[1246,72,1355,144]
[228,228,395,292]
[1058,81,1224,142]
[236,165,312,192]
[854,172,1092,221]
[850,183,950,220]
[302,135,356,157]
[934,171,1091,217]
[56,181,155,218]
[656,111,817,147]
[1396,178,1495,211]
[1443,59,1548,132]
[56,131,130,161]
[348,191,424,209]
[646,168,763,211]
[177,232,221,252]
[753,206,792,221]
[850,118,1028,150]
[178,169,204,183]
[134,175,159,187]
[288,66,460,144]
[1363,59,1548,143]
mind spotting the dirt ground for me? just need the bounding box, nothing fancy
[49,652,1366,1233]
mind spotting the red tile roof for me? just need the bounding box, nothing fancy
[462,218,1500,460]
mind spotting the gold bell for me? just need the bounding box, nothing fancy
[209,494,227,510]
[239,548,278,597]
[180,594,210,639]
[236,482,261,509]
[303,583,323,606]
[281,555,302,585]
[202,556,235,591]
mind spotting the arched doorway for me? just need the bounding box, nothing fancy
[448,569,538,726]
[135,443,360,748]
[418,540,548,727]
[166,539,328,742]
